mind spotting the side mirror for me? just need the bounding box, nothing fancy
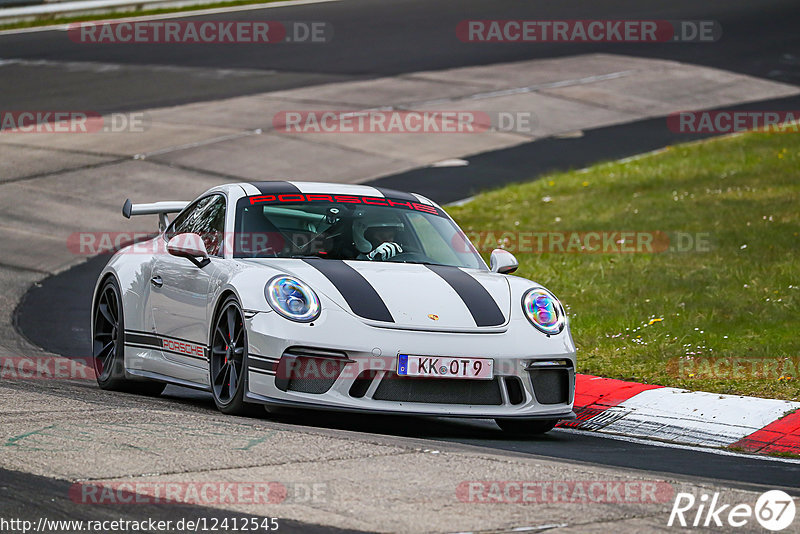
[489,248,518,274]
[167,233,210,268]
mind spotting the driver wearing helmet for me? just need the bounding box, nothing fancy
[352,213,404,261]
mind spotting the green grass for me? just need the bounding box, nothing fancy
[0,0,286,31]
[449,128,800,401]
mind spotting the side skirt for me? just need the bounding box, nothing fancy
[126,368,211,392]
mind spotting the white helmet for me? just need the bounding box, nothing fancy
[353,213,404,253]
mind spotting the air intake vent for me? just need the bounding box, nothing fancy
[529,369,569,405]
[373,373,503,405]
[504,376,525,405]
[349,370,378,399]
[275,347,351,394]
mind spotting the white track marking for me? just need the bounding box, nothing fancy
[431,158,469,167]
[586,387,800,448]
[447,196,475,207]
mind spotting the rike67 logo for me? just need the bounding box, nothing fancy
[668,490,796,531]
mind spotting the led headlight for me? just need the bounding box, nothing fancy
[522,288,565,335]
[265,276,321,322]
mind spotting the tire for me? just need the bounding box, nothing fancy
[495,418,558,435]
[209,296,256,415]
[93,277,165,396]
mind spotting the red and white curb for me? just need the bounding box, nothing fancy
[560,375,800,455]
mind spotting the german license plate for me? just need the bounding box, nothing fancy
[397,355,494,380]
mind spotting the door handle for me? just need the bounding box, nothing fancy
[150,275,163,288]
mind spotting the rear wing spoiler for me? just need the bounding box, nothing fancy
[122,198,189,231]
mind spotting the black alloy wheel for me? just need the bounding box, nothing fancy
[93,277,165,396]
[210,296,254,415]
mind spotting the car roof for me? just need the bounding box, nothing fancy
[240,181,439,207]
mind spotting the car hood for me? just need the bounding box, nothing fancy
[251,259,511,332]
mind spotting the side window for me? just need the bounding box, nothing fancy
[166,197,211,241]
[165,195,226,257]
[191,195,226,257]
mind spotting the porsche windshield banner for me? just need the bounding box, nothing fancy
[243,193,443,216]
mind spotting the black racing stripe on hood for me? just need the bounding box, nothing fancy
[425,265,505,327]
[251,181,302,195]
[302,259,394,323]
[373,187,419,203]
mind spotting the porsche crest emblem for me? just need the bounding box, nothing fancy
[427,314,439,321]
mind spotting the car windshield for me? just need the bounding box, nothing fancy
[233,194,485,269]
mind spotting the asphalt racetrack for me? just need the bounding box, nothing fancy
[1,0,799,112]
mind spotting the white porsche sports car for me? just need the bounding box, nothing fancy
[92,181,576,434]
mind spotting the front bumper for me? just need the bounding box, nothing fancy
[243,305,576,419]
